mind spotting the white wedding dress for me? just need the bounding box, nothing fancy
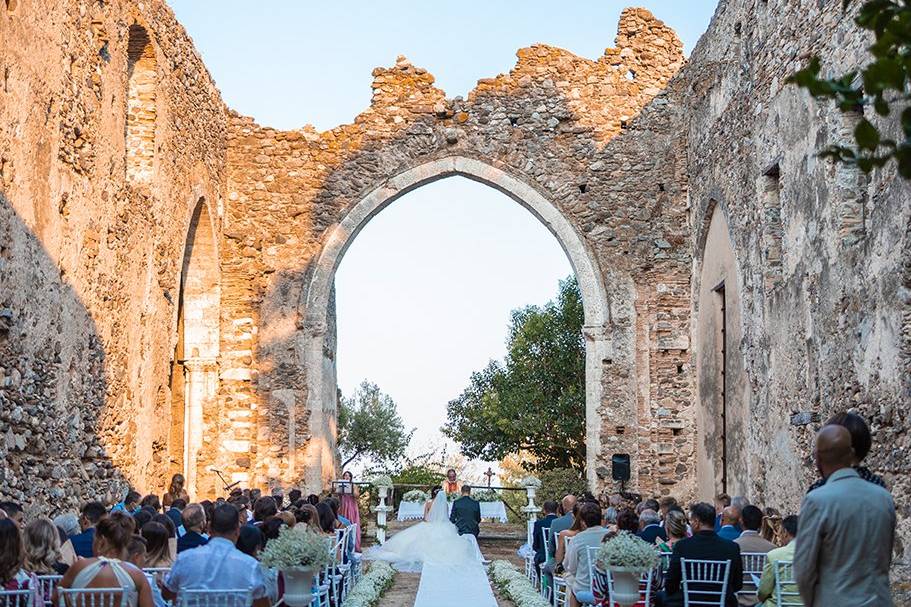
[364,491,483,572]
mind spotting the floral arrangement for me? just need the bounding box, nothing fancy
[368,474,394,489]
[341,561,394,607]
[446,491,459,502]
[489,560,551,607]
[520,476,542,488]
[596,532,660,572]
[260,526,332,570]
[401,489,429,503]
[472,488,500,502]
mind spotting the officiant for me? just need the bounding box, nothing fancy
[443,468,460,495]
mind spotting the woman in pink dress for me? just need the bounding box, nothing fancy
[337,470,362,551]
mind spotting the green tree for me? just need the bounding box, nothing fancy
[788,0,911,177]
[443,277,586,472]
[338,381,414,469]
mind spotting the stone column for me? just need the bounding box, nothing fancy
[183,357,218,497]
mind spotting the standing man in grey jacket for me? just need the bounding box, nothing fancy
[794,424,895,606]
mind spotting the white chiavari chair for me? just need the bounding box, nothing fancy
[774,561,803,607]
[175,589,252,607]
[736,552,767,604]
[57,588,136,607]
[0,589,32,607]
[680,558,730,607]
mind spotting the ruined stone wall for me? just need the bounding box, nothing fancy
[682,0,911,586]
[223,9,695,496]
[0,0,227,510]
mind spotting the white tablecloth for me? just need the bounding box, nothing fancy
[397,500,508,523]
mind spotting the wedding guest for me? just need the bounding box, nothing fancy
[306,494,320,507]
[200,501,215,534]
[564,502,607,607]
[125,536,147,568]
[554,505,582,567]
[315,502,337,535]
[296,505,320,529]
[0,519,32,590]
[337,471,362,551]
[0,502,23,528]
[23,517,67,575]
[546,495,578,564]
[132,509,154,531]
[163,474,190,508]
[760,507,783,546]
[807,411,886,491]
[236,525,264,558]
[53,513,81,539]
[177,505,207,553]
[276,511,296,528]
[657,509,688,552]
[603,506,618,530]
[714,493,731,531]
[165,499,186,533]
[658,497,678,520]
[270,487,284,510]
[163,504,269,607]
[717,506,741,541]
[287,489,302,509]
[616,508,640,534]
[57,513,154,607]
[140,495,162,512]
[736,505,775,554]
[69,501,107,558]
[260,518,284,545]
[756,515,800,607]
[253,497,278,525]
[794,425,895,606]
[533,500,559,567]
[140,522,174,569]
[637,509,668,544]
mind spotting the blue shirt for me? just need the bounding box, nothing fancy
[718,525,741,541]
[177,530,209,553]
[164,537,268,598]
[70,528,95,558]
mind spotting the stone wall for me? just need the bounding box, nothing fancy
[0,0,227,510]
[682,0,911,587]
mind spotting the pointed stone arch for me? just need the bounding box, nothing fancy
[298,155,611,490]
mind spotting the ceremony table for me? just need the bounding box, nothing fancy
[396,500,509,522]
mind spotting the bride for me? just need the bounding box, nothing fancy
[365,486,483,572]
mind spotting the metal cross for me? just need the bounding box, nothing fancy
[484,467,495,487]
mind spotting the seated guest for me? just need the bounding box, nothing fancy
[253,497,278,525]
[295,504,320,529]
[736,505,775,554]
[756,515,800,607]
[315,502,337,536]
[125,536,147,568]
[177,504,208,553]
[714,493,731,531]
[807,411,886,491]
[659,497,678,520]
[306,494,320,507]
[657,502,742,607]
[657,509,688,552]
[0,502,23,528]
[636,498,659,516]
[166,499,186,534]
[68,501,107,559]
[603,506,618,531]
[140,522,174,569]
[236,526,264,558]
[270,487,285,510]
[260,517,285,545]
[53,513,81,539]
[0,519,32,590]
[616,508,640,534]
[132,509,154,531]
[57,513,154,607]
[564,502,607,607]
[23,517,68,575]
[637,509,668,544]
[140,495,162,513]
[554,505,582,568]
[163,474,190,509]
[545,495,578,569]
[533,500,559,567]
[162,504,269,607]
[717,506,742,541]
[112,490,141,515]
[287,489,302,508]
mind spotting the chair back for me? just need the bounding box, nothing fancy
[659,551,673,574]
[680,558,730,607]
[774,561,803,607]
[176,589,252,607]
[736,552,767,603]
[0,590,32,607]
[58,588,137,607]
[541,527,552,561]
[596,561,655,606]
[35,575,63,606]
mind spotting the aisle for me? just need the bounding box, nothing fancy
[414,561,498,607]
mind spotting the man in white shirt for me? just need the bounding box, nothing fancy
[564,502,607,607]
[163,504,270,607]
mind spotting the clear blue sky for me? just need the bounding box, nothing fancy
[167,1,718,474]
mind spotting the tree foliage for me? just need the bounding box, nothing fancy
[538,467,589,504]
[443,277,586,472]
[788,0,911,177]
[337,381,414,469]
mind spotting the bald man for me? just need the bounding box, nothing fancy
[794,425,895,606]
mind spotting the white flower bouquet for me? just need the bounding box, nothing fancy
[596,531,660,572]
[489,560,551,607]
[472,488,500,502]
[342,561,395,607]
[368,474,394,489]
[260,526,332,570]
[520,476,542,488]
[401,489,429,503]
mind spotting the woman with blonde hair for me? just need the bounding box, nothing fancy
[761,507,784,546]
[162,474,189,508]
[23,517,67,575]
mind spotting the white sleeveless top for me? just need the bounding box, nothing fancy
[70,558,138,607]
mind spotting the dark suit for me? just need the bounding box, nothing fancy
[166,507,183,532]
[637,523,668,545]
[70,528,95,558]
[659,530,742,607]
[532,514,558,565]
[449,495,481,537]
[177,530,208,553]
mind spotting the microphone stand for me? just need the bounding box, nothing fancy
[214,469,240,494]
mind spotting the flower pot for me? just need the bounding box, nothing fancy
[607,567,642,607]
[526,486,537,500]
[378,486,389,499]
[281,566,316,607]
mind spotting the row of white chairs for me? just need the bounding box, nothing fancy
[0,524,363,607]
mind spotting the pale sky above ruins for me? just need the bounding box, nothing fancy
[168,1,718,472]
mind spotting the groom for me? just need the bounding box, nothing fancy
[449,484,481,537]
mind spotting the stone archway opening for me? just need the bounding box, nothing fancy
[299,156,610,491]
[169,199,220,497]
[126,23,157,185]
